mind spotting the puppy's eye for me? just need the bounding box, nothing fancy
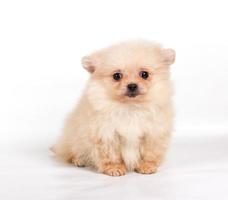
[113,73,122,81]
[139,71,149,79]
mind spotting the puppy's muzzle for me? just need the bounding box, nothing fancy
[126,83,139,98]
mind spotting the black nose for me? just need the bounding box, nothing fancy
[127,83,138,92]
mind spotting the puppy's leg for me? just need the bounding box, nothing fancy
[93,139,126,176]
[136,134,170,174]
[71,156,86,167]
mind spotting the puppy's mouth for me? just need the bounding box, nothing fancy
[125,91,140,98]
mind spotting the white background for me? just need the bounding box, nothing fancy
[0,1,228,200]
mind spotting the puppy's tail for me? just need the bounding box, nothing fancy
[49,145,56,154]
[49,143,73,163]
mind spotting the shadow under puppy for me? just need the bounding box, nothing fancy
[52,40,175,176]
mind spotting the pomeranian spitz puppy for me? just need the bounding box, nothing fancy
[52,40,175,176]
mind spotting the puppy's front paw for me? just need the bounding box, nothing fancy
[102,163,126,176]
[135,160,158,174]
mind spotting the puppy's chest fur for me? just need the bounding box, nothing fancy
[114,107,151,138]
[98,105,154,140]
[95,105,156,169]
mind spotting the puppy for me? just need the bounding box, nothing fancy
[52,40,175,176]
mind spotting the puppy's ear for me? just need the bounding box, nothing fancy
[162,48,176,65]
[81,56,97,73]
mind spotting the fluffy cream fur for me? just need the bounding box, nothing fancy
[52,40,175,176]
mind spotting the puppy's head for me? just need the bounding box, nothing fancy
[82,40,175,105]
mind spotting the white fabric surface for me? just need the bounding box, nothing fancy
[1,131,228,200]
